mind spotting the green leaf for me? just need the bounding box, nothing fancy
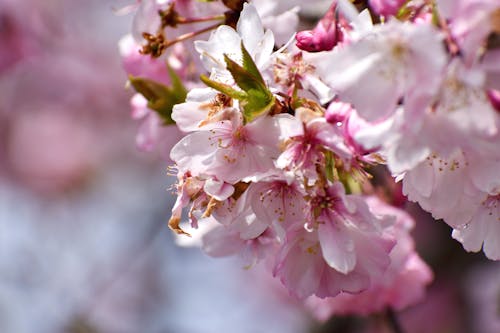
[200,74,247,100]
[223,45,274,122]
[240,41,265,83]
[240,87,275,123]
[129,65,187,125]
[199,43,275,123]
[223,54,266,93]
[168,64,187,99]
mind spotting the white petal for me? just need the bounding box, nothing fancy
[237,3,265,54]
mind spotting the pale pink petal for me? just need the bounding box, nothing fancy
[237,3,266,55]
[171,88,218,132]
[203,178,234,201]
[318,218,356,274]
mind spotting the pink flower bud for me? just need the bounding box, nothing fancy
[487,89,500,112]
[369,0,406,17]
[296,4,340,52]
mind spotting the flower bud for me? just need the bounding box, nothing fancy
[369,0,406,17]
[296,4,340,52]
[487,89,500,112]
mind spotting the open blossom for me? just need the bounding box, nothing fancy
[306,196,432,317]
[452,194,500,260]
[171,87,236,132]
[437,0,500,62]
[170,112,302,184]
[201,216,279,266]
[245,177,308,240]
[313,18,447,122]
[119,1,500,327]
[354,57,500,174]
[402,148,500,260]
[194,3,275,81]
[252,0,299,46]
[274,183,395,299]
[276,111,352,181]
[272,51,333,103]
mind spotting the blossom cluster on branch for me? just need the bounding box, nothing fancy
[119,0,499,318]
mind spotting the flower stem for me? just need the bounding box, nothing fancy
[176,14,225,25]
[164,22,221,48]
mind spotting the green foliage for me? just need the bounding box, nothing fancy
[200,42,275,123]
[129,65,187,125]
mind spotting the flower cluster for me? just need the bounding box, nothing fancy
[120,0,499,317]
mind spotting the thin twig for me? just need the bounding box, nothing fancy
[164,21,222,48]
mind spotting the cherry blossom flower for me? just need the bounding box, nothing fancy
[171,87,236,132]
[437,0,500,62]
[170,113,302,184]
[274,183,395,299]
[452,194,500,260]
[194,3,275,80]
[313,19,447,122]
[306,196,432,317]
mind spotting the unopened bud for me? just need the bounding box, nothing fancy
[368,0,406,17]
[487,89,500,112]
[296,4,340,52]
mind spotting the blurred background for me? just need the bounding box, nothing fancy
[0,1,498,333]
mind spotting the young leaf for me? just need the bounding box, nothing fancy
[240,41,265,83]
[223,47,275,122]
[129,65,187,125]
[199,43,276,123]
[200,74,247,100]
[224,54,266,93]
[240,88,275,123]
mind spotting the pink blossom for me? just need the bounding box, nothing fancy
[247,179,307,236]
[276,113,351,179]
[325,101,374,157]
[306,197,432,317]
[452,194,500,260]
[252,0,300,46]
[273,223,371,299]
[272,51,333,104]
[171,87,236,132]
[402,150,484,227]
[401,148,500,260]
[194,3,275,77]
[201,218,279,267]
[170,113,301,184]
[354,58,500,174]
[314,20,447,121]
[274,183,395,299]
[437,0,500,62]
